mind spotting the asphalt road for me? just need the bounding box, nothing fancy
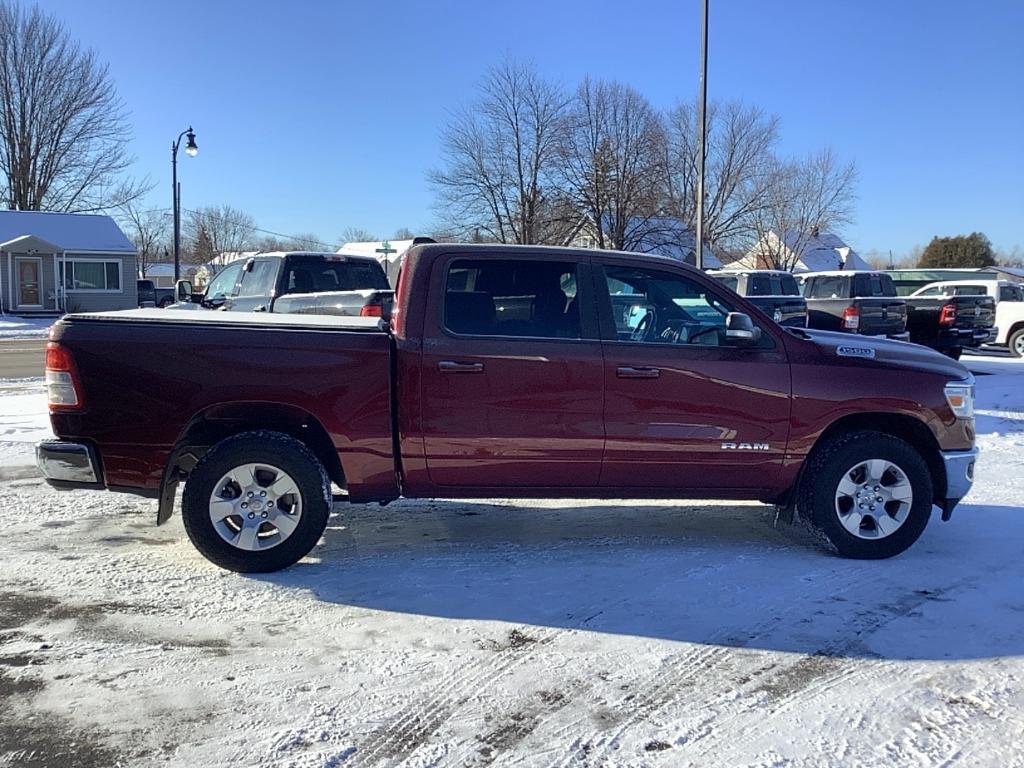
[0,338,46,379]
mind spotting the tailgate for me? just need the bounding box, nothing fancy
[856,298,907,336]
[748,296,807,327]
[951,296,996,329]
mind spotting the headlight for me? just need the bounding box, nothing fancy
[944,379,974,419]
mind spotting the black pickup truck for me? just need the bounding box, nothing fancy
[903,290,996,359]
[800,271,910,340]
[709,270,807,327]
[173,252,393,317]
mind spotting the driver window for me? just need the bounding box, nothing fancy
[605,266,733,346]
[204,262,243,299]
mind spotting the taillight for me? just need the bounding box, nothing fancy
[842,306,860,330]
[939,303,957,327]
[360,303,383,318]
[45,342,83,410]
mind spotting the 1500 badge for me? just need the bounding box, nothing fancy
[836,345,876,359]
[721,442,770,451]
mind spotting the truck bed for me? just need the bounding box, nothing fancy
[50,308,396,502]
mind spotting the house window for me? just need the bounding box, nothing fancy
[61,259,122,292]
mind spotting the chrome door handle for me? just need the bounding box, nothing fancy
[439,360,485,373]
[617,366,660,379]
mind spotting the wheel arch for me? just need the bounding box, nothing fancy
[810,412,946,502]
[158,401,345,525]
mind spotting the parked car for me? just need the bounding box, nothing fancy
[173,252,393,318]
[902,286,996,359]
[709,270,807,327]
[910,279,1024,357]
[800,271,910,340]
[38,243,977,571]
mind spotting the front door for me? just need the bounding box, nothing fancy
[419,254,605,487]
[597,261,792,492]
[16,257,43,308]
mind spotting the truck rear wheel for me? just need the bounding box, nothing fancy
[1009,327,1024,358]
[798,430,933,559]
[181,431,331,572]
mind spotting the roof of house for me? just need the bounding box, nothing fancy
[0,210,135,253]
[778,231,871,272]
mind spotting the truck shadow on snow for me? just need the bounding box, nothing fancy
[255,499,1024,662]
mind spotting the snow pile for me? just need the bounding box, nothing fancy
[0,315,58,339]
[0,378,50,467]
[0,356,1021,766]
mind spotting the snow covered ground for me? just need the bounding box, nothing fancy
[0,357,1022,767]
[0,315,58,340]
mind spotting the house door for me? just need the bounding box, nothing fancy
[15,257,43,308]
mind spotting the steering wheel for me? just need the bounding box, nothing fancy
[630,309,657,342]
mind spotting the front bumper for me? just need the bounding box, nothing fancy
[939,446,978,519]
[35,440,104,491]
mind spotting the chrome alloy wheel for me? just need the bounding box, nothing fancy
[208,463,303,551]
[834,459,913,540]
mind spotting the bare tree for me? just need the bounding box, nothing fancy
[117,201,169,277]
[664,99,779,252]
[339,226,378,244]
[559,78,667,251]
[429,58,573,245]
[392,227,415,240]
[255,232,329,252]
[749,149,858,271]
[0,2,147,211]
[185,205,256,264]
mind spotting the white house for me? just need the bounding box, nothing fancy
[338,239,414,285]
[735,230,870,272]
[0,211,138,315]
[140,262,202,288]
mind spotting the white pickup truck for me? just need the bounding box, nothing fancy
[910,279,1024,357]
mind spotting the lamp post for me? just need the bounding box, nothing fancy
[171,127,198,282]
[695,0,709,270]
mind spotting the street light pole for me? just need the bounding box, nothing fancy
[695,0,709,270]
[171,127,198,282]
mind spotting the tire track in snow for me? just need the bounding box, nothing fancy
[343,625,563,768]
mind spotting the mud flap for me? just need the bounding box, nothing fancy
[156,473,178,526]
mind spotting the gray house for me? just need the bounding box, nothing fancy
[0,210,138,315]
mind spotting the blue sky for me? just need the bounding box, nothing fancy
[41,0,1024,255]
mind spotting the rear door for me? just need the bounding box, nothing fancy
[597,260,791,492]
[419,253,605,487]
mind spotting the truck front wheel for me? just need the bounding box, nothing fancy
[798,430,933,559]
[181,431,331,572]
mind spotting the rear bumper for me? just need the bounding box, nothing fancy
[936,327,998,348]
[939,447,978,519]
[35,440,104,491]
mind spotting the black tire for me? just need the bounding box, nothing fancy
[1009,327,1024,359]
[798,430,933,559]
[943,347,963,360]
[181,430,331,572]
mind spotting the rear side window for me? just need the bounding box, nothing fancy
[444,259,581,339]
[953,285,987,296]
[1000,285,1023,302]
[283,258,389,294]
[808,276,848,298]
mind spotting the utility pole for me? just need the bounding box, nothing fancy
[695,0,709,270]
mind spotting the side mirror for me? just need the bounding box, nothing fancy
[725,312,762,346]
[175,280,193,302]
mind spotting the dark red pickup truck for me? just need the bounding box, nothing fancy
[37,244,978,571]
